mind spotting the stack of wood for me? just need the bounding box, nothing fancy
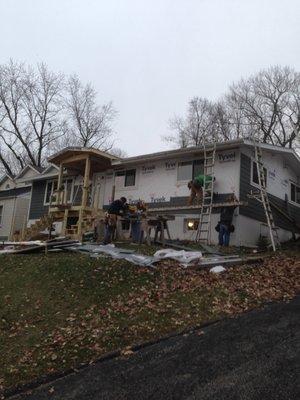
[21,215,54,241]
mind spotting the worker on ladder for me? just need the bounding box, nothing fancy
[188,174,216,205]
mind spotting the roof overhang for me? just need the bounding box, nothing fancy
[112,139,300,175]
[14,164,44,180]
[243,140,300,176]
[112,139,244,167]
[48,147,119,174]
[0,173,15,185]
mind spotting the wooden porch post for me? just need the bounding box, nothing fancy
[57,163,64,204]
[82,156,91,208]
[78,156,91,239]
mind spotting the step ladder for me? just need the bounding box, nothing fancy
[195,141,216,244]
[252,140,280,251]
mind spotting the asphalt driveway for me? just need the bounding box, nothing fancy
[11,296,300,400]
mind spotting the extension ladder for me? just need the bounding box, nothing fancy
[253,140,280,251]
[195,142,217,244]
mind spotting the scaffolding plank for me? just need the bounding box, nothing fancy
[148,201,246,213]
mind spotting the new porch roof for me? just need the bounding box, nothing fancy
[48,147,119,174]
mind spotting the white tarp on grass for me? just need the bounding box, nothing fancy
[74,244,203,267]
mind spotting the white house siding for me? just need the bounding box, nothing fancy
[241,146,298,202]
[0,198,15,240]
[0,177,16,191]
[236,215,295,247]
[107,148,240,206]
[12,194,31,234]
[0,193,31,240]
[167,211,239,245]
[98,148,241,244]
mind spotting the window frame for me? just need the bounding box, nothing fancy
[124,169,136,187]
[44,178,74,206]
[177,159,204,182]
[114,169,137,188]
[251,159,267,189]
[44,180,56,205]
[177,161,193,182]
[289,181,300,207]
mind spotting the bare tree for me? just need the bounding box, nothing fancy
[227,66,300,148]
[0,62,118,175]
[164,97,217,147]
[166,67,300,149]
[0,61,65,172]
[66,75,116,149]
[109,147,127,158]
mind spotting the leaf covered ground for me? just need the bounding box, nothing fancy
[0,250,299,394]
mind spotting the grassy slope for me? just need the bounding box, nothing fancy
[1,250,299,392]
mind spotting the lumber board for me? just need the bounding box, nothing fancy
[195,255,264,268]
[155,240,223,255]
[147,201,247,213]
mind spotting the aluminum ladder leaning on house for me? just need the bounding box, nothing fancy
[195,141,217,244]
[252,140,280,252]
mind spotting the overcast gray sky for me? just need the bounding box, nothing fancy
[1,0,300,156]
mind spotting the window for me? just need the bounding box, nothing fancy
[45,181,56,204]
[44,179,73,205]
[252,161,267,186]
[63,179,73,202]
[193,160,204,178]
[115,169,136,187]
[0,205,3,225]
[125,169,136,187]
[290,182,300,205]
[177,160,204,181]
[177,161,192,181]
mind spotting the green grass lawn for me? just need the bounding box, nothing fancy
[1,250,299,394]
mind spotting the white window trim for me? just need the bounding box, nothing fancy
[250,158,268,190]
[114,169,138,191]
[44,180,55,206]
[289,181,300,208]
[177,161,193,183]
[177,159,205,183]
[44,178,74,206]
[64,178,75,204]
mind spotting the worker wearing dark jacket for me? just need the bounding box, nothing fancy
[107,197,128,215]
[103,197,128,244]
[218,195,237,246]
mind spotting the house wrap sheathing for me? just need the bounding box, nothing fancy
[26,139,300,247]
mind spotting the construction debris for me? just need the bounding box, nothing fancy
[0,238,80,254]
[153,248,203,267]
[0,236,265,270]
[210,266,226,273]
[64,243,263,269]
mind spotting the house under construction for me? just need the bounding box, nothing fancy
[20,139,300,247]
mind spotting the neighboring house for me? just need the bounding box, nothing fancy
[0,173,16,191]
[0,165,43,241]
[26,140,300,246]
